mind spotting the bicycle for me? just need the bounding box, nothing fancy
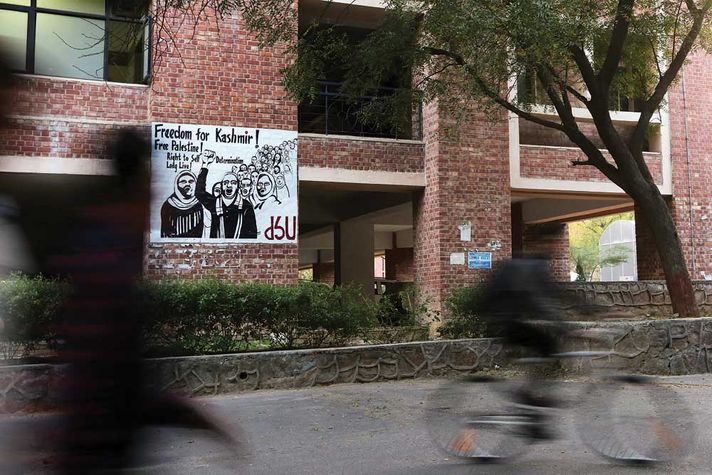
[425,327,695,464]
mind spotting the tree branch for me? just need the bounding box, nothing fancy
[535,65,623,186]
[597,0,635,89]
[544,63,589,105]
[569,45,598,97]
[469,73,568,132]
[420,46,569,131]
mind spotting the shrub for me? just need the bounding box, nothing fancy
[262,282,377,349]
[140,280,378,353]
[140,279,256,355]
[375,284,436,327]
[438,285,489,339]
[0,276,383,357]
[0,274,71,359]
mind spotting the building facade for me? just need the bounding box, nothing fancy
[1,0,711,314]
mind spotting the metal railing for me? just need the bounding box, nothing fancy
[298,81,422,140]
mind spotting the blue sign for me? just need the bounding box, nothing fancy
[468,251,492,269]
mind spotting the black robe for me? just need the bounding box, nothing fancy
[196,167,257,239]
[160,197,203,238]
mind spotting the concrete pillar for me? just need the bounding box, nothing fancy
[336,218,374,295]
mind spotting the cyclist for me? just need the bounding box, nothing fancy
[477,253,565,438]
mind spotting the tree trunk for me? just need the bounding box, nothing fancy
[633,186,699,317]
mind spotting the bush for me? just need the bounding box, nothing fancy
[375,284,436,327]
[258,282,377,350]
[140,279,256,355]
[0,274,71,359]
[438,285,489,339]
[140,280,378,353]
[0,276,382,357]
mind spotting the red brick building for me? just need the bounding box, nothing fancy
[1,0,710,314]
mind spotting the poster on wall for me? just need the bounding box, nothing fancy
[150,122,298,243]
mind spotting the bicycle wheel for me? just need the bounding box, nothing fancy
[425,376,531,462]
[576,375,695,464]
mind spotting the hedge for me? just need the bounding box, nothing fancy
[0,275,71,359]
[140,280,379,354]
[0,276,432,358]
[437,285,489,339]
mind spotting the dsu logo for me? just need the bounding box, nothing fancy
[265,216,297,241]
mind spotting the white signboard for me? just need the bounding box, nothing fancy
[150,122,298,243]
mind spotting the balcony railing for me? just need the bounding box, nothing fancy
[298,81,422,140]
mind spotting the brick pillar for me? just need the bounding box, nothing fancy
[385,247,414,281]
[314,261,335,286]
[522,223,570,282]
[414,101,512,318]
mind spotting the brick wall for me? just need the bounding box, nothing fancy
[145,8,299,282]
[636,52,712,281]
[0,76,148,159]
[145,243,298,283]
[522,223,570,282]
[314,261,335,286]
[299,135,424,172]
[385,247,414,282]
[413,101,443,313]
[519,145,662,184]
[520,119,640,149]
[666,52,712,280]
[149,10,295,130]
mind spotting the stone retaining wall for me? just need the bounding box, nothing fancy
[558,281,712,319]
[2,317,712,412]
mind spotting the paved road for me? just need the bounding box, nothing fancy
[2,375,711,474]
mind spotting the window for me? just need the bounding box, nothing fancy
[0,0,150,83]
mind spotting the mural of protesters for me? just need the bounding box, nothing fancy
[202,182,222,238]
[160,170,203,238]
[254,172,280,210]
[151,129,298,243]
[196,151,257,239]
[273,165,289,199]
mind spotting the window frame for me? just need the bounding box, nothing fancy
[0,0,151,83]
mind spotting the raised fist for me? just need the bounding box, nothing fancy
[199,150,217,165]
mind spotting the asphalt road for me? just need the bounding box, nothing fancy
[2,375,711,474]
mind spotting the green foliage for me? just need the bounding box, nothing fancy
[438,286,488,339]
[139,280,378,353]
[0,275,71,359]
[374,284,439,327]
[140,279,257,355]
[569,212,634,281]
[0,277,383,358]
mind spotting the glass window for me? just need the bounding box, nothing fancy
[107,20,146,83]
[1,1,149,83]
[35,13,105,80]
[0,10,28,71]
[36,0,105,15]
